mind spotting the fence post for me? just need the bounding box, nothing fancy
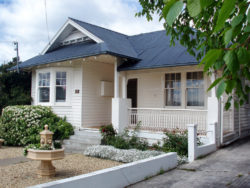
[207,123,216,145]
[187,124,197,162]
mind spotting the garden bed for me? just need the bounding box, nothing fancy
[0,147,122,188]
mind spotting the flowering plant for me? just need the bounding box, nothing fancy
[0,105,74,146]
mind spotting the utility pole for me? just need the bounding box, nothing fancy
[13,41,20,73]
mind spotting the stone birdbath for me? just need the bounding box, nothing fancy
[0,139,4,148]
[26,125,64,177]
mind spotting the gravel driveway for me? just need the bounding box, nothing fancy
[0,147,122,188]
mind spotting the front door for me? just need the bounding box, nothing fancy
[127,79,137,108]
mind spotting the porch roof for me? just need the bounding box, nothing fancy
[10,18,198,71]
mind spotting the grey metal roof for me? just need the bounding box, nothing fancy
[12,18,198,71]
[118,30,197,71]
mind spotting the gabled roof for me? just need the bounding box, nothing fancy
[13,18,198,71]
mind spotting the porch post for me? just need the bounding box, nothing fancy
[211,73,216,98]
[114,60,119,98]
[207,72,219,145]
[122,73,127,99]
[112,59,131,133]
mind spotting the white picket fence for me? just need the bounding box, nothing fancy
[128,108,207,134]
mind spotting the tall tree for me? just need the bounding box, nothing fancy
[137,0,250,109]
[0,60,32,113]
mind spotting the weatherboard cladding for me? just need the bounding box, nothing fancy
[15,18,198,71]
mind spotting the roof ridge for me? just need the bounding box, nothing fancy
[129,30,165,37]
[69,17,129,37]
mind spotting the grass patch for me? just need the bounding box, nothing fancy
[237,173,243,177]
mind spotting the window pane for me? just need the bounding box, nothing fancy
[56,79,60,85]
[165,74,170,81]
[56,72,61,79]
[39,88,50,102]
[165,89,181,106]
[171,73,175,80]
[187,88,204,106]
[62,72,66,78]
[176,73,181,80]
[56,86,66,102]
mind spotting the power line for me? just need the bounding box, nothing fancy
[44,0,50,44]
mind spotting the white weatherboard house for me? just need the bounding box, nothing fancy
[14,18,250,150]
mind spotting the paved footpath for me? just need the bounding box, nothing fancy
[129,137,250,188]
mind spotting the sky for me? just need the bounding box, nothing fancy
[0,0,163,64]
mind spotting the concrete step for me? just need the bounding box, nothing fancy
[74,129,101,137]
[69,134,101,140]
[63,138,100,145]
[62,128,102,153]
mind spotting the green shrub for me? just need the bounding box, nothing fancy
[0,105,74,146]
[99,123,149,151]
[99,124,116,145]
[162,131,188,156]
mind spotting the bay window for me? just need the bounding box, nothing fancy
[165,73,181,106]
[38,72,50,102]
[186,71,204,106]
[37,69,70,105]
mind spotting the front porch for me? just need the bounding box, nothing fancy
[112,65,215,135]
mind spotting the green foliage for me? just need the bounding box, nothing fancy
[23,143,41,156]
[0,61,32,113]
[162,131,188,156]
[0,105,74,146]
[166,1,184,26]
[137,0,250,110]
[100,124,117,145]
[99,123,149,151]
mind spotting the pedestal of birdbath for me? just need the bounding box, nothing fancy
[27,148,64,177]
[0,139,4,148]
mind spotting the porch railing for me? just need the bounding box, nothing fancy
[128,108,207,134]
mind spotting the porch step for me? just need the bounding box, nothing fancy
[63,129,101,153]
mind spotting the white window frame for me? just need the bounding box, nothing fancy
[35,67,72,106]
[185,71,205,109]
[164,72,182,107]
[163,69,207,110]
[55,71,67,103]
[37,72,51,104]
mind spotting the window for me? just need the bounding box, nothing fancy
[165,73,181,106]
[56,72,66,102]
[186,72,204,106]
[38,72,50,102]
